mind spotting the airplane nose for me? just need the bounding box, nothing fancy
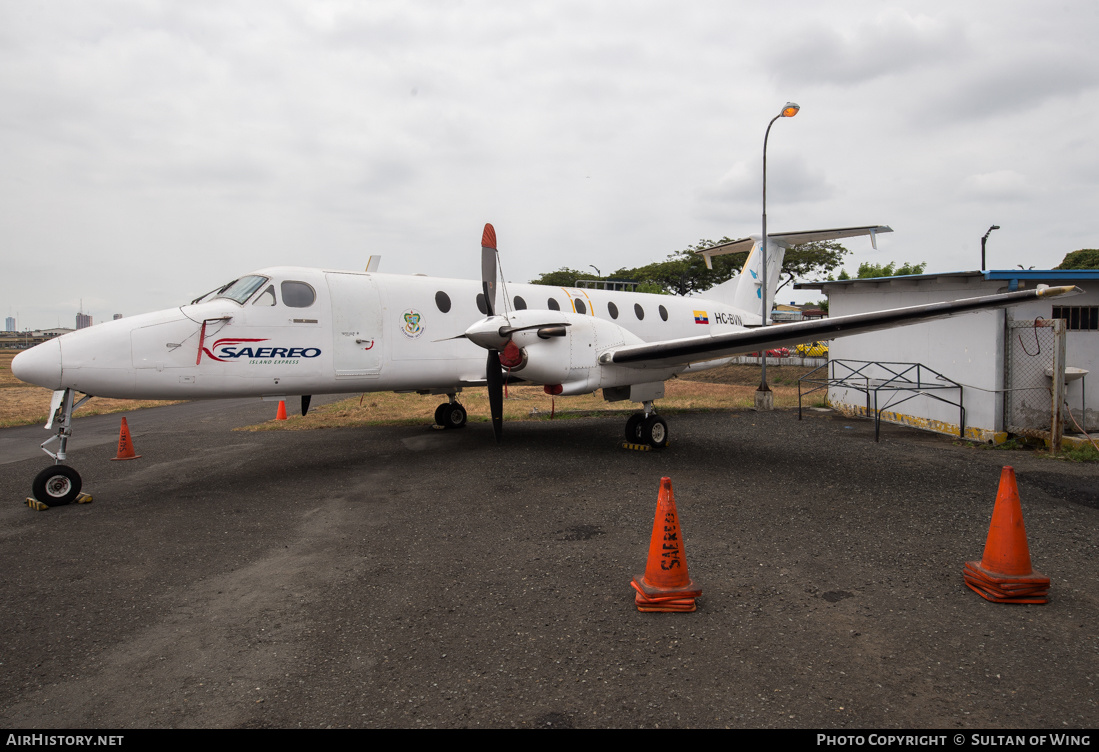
[11,339,63,390]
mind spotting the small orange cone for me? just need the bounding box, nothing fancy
[963,466,1049,604]
[276,400,288,421]
[631,477,701,612]
[110,417,142,461]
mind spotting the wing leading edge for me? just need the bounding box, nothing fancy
[602,285,1081,369]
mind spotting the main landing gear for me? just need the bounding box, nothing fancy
[434,396,468,429]
[625,401,668,449]
[32,388,92,506]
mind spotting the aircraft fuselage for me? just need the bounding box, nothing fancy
[13,266,758,401]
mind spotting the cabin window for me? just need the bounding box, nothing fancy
[659,305,668,321]
[634,303,645,320]
[476,293,488,315]
[574,299,587,314]
[435,291,452,313]
[281,281,316,308]
[253,285,277,306]
[548,298,560,311]
[608,302,618,319]
[514,296,527,310]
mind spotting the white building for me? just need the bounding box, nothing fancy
[798,270,1098,441]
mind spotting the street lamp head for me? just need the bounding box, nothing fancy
[781,102,800,118]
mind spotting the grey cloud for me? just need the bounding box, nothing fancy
[764,10,966,87]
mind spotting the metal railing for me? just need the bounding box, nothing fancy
[798,359,965,442]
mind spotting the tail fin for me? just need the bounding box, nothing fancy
[703,238,786,323]
[695,225,892,322]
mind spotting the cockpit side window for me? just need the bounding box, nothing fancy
[215,275,269,305]
[253,285,277,306]
[281,281,316,308]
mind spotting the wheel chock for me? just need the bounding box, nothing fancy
[621,441,671,451]
[25,492,91,511]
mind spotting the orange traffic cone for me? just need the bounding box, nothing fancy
[963,466,1049,604]
[110,417,142,461]
[631,477,701,612]
[276,400,288,421]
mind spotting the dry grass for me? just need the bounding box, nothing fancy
[0,350,181,428]
[242,363,816,431]
[1,348,817,431]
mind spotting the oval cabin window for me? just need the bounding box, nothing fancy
[548,298,560,311]
[634,303,645,320]
[608,302,618,319]
[435,291,452,313]
[574,299,586,314]
[659,305,668,321]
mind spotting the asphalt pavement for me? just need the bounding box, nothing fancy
[0,400,1095,729]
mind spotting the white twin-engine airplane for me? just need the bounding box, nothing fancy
[12,223,1080,505]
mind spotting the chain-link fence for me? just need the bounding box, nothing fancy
[1004,319,1066,446]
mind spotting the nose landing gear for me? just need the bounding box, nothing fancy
[31,388,92,506]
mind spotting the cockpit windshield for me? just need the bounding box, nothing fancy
[190,275,270,305]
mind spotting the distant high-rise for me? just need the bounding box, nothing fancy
[76,312,92,330]
[4,317,13,332]
[113,313,123,320]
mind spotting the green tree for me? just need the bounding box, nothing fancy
[533,237,851,296]
[529,267,592,287]
[1054,249,1099,270]
[853,261,927,278]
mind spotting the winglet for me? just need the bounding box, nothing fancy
[482,223,497,251]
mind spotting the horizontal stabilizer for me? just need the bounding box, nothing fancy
[695,225,892,269]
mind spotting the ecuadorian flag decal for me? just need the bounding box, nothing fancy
[693,310,709,325]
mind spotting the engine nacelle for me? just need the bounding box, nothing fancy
[510,313,677,395]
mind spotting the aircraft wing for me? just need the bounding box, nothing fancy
[602,285,1080,369]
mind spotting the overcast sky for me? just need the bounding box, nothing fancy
[2,0,1097,329]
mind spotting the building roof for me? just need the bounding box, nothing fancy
[795,269,1099,292]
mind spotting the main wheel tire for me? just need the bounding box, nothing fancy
[32,465,82,506]
[445,403,468,429]
[434,403,453,426]
[625,413,645,443]
[642,415,669,449]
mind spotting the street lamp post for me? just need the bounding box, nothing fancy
[981,225,1000,271]
[758,102,800,410]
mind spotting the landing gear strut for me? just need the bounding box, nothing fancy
[625,401,668,449]
[434,394,468,429]
[33,388,92,505]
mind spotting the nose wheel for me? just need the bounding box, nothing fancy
[32,465,83,506]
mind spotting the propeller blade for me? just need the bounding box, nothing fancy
[302,395,311,416]
[481,223,497,317]
[486,350,504,443]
